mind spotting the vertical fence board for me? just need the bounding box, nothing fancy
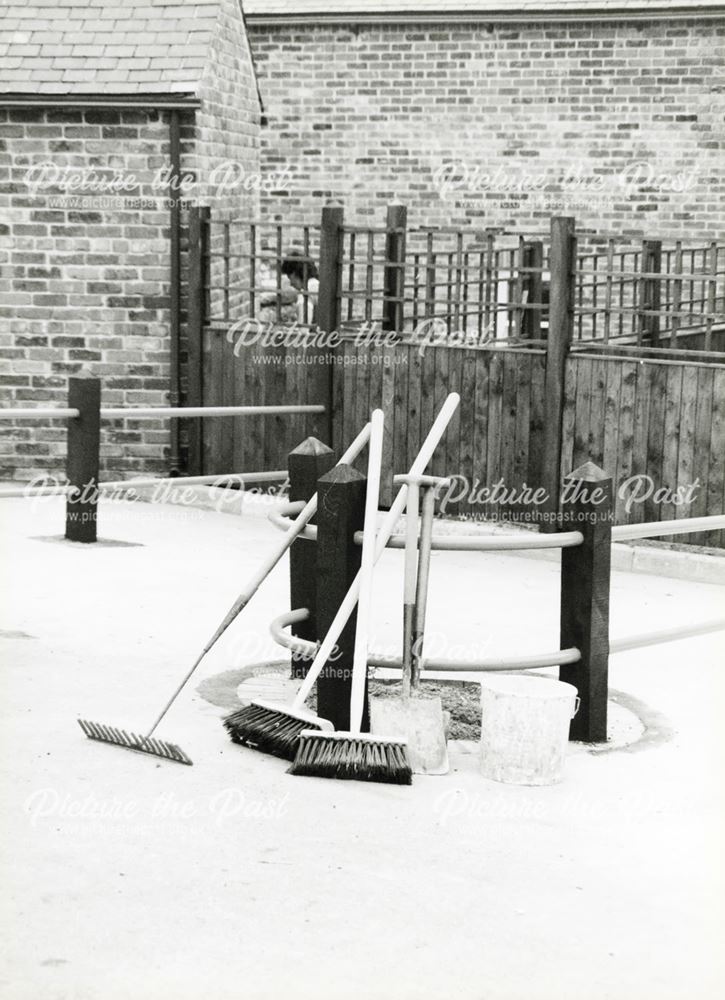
[676,365,699,527]
[559,356,577,492]
[392,344,409,503]
[588,357,607,468]
[644,363,667,526]
[442,347,462,510]
[528,353,546,493]
[458,348,477,518]
[381,353,396,506]
[630,359,652,526]
[614,361,637,525]
[487,352,504,491]
[514,353,531,516]
[691,366,714,546]
[407,342,424,478]
[602,359,622,489]
[473,350,490,520]
[660,364,684,522]
[707,368,725,547]
[572,356,592,472]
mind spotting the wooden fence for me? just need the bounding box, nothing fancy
[187,205,725,547]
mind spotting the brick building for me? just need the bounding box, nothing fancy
[246,0,725,237]
[0,0,261,481]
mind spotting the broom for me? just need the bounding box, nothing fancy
[78,421,372,766]
[226,392,460,762]
[289,409,413,784]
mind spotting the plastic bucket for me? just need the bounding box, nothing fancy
[479,675,580,786]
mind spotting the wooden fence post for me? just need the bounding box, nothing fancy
[187,205,209,475]
[639,239,662,347]
[65,373,101,543]
[288,437,336,679]
[541,216,576,531]
[314,463,367,731]
[559,460,612,742]
[521,240,543,339]
[317,201,344,447]
[383,202,407,332]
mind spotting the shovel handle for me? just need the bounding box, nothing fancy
[411,484,437,691]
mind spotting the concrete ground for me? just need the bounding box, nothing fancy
[1,490,724,1000]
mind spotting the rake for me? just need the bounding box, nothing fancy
[77,422,373,766]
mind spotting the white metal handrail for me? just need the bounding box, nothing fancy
[0,408,80,420]
[0,470,286,500]
[612,514,725,541]
[269,608,582,673]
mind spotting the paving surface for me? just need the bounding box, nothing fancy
[1,492,724,1000]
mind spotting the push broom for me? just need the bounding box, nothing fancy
[78,421,373,765]
[225,392,460,762]
[290,409,413,784]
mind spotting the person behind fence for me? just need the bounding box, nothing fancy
[258,249,319,325]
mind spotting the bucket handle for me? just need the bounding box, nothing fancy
[571,696,581,719]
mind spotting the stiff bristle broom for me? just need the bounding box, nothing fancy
[290,409,413,784]
[78,422,373,765]
[226,391,460,763]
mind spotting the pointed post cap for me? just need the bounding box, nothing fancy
[289,436,334,458]
[318,463,365,485]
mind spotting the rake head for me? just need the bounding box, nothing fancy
[78,719,193,766]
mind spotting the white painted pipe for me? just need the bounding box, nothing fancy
[100,404,325,419]
[611,618,725,653]
[0,408,80,420]
[0,470,287,499]
[612,515,725,541]
[269,609,582,673]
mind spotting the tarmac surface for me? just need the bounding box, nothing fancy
[1,490,723,1000]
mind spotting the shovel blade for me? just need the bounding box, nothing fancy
[369,695,449,775]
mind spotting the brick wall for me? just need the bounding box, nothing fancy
[248,18,725,238]
[0,105,180,482]
[0,1,260,483]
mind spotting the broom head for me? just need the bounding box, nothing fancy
[223,700,333,761]
[78,719,192,765]
[289,729,413,784]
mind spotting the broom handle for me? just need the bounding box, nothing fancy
[144,421,372,739]
[350,409,385,736]
[293,392,460,711]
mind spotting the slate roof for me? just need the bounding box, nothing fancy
[243,0,725,18]
[0,0,226,95]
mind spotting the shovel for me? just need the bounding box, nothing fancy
[369,474,450,775]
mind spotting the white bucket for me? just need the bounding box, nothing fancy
[479,675,580,786]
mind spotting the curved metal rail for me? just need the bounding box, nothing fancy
[269,502,584,551]
[269,608,582,673]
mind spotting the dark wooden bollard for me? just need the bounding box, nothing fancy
[559,461,613,742]
[288,437,336,679]
[65,374,101,543]
[315,463,367,731]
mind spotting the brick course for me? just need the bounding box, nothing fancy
[248,18,725,238]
